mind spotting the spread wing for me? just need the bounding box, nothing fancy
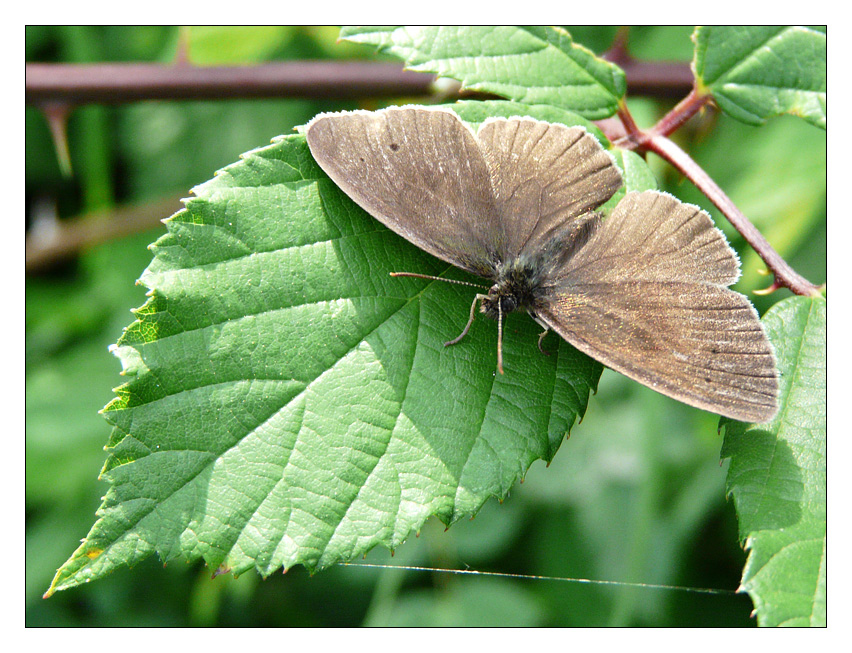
[475,118,623,257]
[306,106,504,278]
[536,191,778,422]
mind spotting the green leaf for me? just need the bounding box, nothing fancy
[721,296,826,626]
[693,26,826,128]
[340,26,626,119]
[46,114,605,595]
[600,150,658,212]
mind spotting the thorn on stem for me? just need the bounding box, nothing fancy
[42,103,73,178]
[754,280,781,296]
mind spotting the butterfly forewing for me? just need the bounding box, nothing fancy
[476,118,622,257]
[306,107,503,277]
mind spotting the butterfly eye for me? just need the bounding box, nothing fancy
[500,295,518,314]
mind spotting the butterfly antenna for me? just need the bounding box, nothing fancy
[390,272,487,289]
[496,300,505,375]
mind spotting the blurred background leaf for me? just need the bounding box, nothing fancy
[26,25,824,627]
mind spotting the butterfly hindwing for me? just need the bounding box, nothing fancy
[554,191,741,286]
[538,191,778,422]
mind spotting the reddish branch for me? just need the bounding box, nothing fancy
[601,35,823,297]
[25,59,693,105]
[25,61,436,104]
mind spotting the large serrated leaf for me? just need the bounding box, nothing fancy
[721,296,826,626]
[692,26,826,128]
[46,104,658,595]
[340,26,626,119]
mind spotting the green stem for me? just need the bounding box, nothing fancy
[607,393,665,626]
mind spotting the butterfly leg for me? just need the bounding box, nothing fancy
[530,314,551,355]
[537,328,551,356]
[445,293,488,347]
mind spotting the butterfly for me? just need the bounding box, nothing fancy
[306,106,778,423]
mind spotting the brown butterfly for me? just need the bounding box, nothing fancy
[306,106,778,422]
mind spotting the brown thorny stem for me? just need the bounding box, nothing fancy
[606,88,824,298]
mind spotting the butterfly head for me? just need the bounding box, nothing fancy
[480,256,544,321]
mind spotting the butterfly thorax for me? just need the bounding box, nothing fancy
[481,257,546,320]
[480,213,603,321]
